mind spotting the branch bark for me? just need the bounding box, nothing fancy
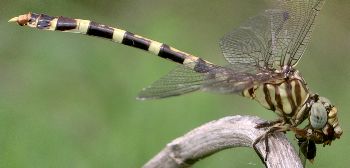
[143,115,303,168]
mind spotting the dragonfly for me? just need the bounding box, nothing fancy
[9,0,342,164]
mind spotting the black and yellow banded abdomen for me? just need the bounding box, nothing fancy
[243,79,309,117]
[9,12,213,71]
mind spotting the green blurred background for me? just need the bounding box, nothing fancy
[0,0,349,167]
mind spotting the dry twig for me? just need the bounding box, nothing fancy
[143,115,303,168]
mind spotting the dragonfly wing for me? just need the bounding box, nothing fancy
[220,0,326,70]
[271,0,326,68]
[200,65,280,94]
[138,63,281,100]
[219,12,274,69]
[137,65,204,100]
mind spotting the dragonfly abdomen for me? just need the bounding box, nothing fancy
[243,79,309,117]
[10,13,210,70]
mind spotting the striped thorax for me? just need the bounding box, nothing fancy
[243,70,309,119]
[243,67,342,145]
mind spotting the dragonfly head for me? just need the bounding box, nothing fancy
[292,96,342,163]
[307,96,342,145]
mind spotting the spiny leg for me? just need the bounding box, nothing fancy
[253,126,280,161]
[255,118,283,129]
[253,122,290,161]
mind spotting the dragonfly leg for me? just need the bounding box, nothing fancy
[253,126,280,161]
[255,118,284,129]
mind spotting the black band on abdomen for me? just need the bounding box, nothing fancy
[158,44,186,64]
[56,17,77,31]
[87,21,114,39]
[122,32,151,51]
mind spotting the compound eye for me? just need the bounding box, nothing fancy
[318,96,332,107]
[310,102,328,129]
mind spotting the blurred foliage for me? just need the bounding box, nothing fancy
[0,0,349,167]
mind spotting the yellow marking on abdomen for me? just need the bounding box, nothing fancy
[76,19,90,34]
[112,28,126,43]
[183,57,199,69]
[148,41,163,55]
[48,18,58,31]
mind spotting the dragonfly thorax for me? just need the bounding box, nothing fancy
[242,71,309,119]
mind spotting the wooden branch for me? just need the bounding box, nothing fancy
[143,115,303,168]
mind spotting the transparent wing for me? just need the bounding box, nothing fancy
[220,11,276,69]
[272,0,326,68]
[220,0,326,70]
[138,63,282,100]
[200,64,281,94]
[137,65,204,100]
[139,0,327,100]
